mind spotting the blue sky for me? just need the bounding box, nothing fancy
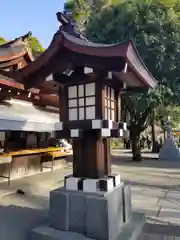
[1,1,66,47]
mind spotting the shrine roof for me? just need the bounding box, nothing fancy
[0,13,156,89]
[0,32,34,66]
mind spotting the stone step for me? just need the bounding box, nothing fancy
[115,212,145,240]
[31,225,93,240]
[31,213,144,240]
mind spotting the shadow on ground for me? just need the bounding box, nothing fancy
[0,192,180,239]
[0,204,48,240]
[0,204,180,240]
[124,180,178,191]
[144,219,180,236]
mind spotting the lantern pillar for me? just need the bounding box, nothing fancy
[36,70,144,240]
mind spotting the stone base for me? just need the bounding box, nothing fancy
[30,182,144,240]
[31,213,144,240]
[49,184,125,239]
[47,183,142,240]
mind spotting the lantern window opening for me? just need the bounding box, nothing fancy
[68,82,96,121]
[105,85,116,121]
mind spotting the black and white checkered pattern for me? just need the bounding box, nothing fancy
[99,129,124,138]
[64,174,121,192]
[54,120,124,131]
[55,128,125,139]
[55,129,82,138]
[91,120,119,129]
[55,122,63,131]
[55,119,128,139]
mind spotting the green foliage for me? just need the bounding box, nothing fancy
[111,139,123,149]
[65,0,180,108]
[85,0,180,117]
[76,0,180,159]
[27,36,44,58]
[0,37,7,45]
[85,1,180,91]
[64,0,90,28]
[124,92,153,131]
[156,105,180,128]
[64,0,122,29]
[64,0,180,159]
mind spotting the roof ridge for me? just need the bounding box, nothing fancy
[0,32,32,48]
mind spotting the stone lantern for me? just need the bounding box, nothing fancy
[2,11,157,240]
[55,68,127,191]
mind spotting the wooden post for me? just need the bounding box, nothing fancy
[58,84,68,122]
[116,90,121,122]
[103,138,111,175]
[72,131,111,178]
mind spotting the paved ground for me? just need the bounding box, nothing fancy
[0,154,180,239]
[111,148,159,160]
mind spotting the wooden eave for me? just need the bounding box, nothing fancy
[0,75,59,107]
[0,74,59,95]
[0,57,25,68]
[0,30,157,89]
[0,48,28,62]
[38,80,59,94]
[0,74,39,94]
[0,45,34,64]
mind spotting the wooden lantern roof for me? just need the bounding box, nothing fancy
[0,12,156,89]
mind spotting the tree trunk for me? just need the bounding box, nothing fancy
[163,129,166,141]
[151,110,157,153]
[130,128,142,162]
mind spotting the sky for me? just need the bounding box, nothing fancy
[1,0,66,47]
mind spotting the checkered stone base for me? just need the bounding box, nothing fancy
[54,119,127,131]
[64,174,121,193]
[100,128,124,137]
[55,119,127,138]
[55,128,125,138]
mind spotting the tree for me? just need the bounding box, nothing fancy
[0,37,7,45]
[27,36,44,58]
[64,0,90,29]
[156,105,180,128]
[64,0,180,160]
[84,0,180,160]
[64,0,121,29]
[123,91,154,160]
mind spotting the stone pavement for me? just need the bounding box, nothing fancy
[138,234,180,239]
[0,159,180,239]
[111,149,158,160]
